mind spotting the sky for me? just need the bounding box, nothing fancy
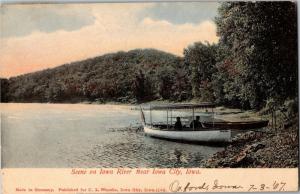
[0,2,220,78]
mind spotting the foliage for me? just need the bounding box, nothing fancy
[215,1,298,109]
[184,42,218,102]
[1,78,9,102]
[4,49,189,103]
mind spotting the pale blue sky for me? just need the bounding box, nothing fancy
[140,2,219,24]
[1,4,96,37]
[2,2,219,38]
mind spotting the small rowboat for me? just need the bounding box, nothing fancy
[201,120,269,130]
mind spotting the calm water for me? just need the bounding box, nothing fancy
[1,103,223,168]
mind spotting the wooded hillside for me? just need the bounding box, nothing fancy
[1,49,190,103]
[1,2,298,110]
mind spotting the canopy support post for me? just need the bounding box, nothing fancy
[170,109,172,128]
[192,108,195,131]
[212,107,215,128]
[167,109,169,130]
[150,104,152,128]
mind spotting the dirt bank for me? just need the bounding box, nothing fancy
[200,114,298,168]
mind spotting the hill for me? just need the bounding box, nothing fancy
[1,49,191,103]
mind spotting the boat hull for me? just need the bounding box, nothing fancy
[144,125,231,143]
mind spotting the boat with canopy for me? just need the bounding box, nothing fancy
[139,103,269,143]
[139,103,232,143]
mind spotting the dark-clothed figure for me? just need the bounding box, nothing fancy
[190,116,202,129]
[174,117,182,130]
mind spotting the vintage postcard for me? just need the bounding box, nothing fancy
[0,1,299,193]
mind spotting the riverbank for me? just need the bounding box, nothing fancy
[200,113,298,168]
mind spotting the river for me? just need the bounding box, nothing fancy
[1,103,223,168]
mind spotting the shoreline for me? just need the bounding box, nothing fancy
[0,101,261,115]
[200,114,298,168]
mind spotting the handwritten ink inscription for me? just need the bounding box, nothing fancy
[247,181,286,192]
[169,180,287,192]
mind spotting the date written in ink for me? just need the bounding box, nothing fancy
[248,181,286,192]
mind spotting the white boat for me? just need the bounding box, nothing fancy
[144,125,231,143]
[140,103,232,143]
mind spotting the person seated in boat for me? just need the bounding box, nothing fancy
[190,116,202,129]
[174,117,182,130]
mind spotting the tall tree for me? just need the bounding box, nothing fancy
[133,70,152,102]
[216,2,298,109]
[157,68,174,99]
[184,42,218,101]
[0,78,9,102]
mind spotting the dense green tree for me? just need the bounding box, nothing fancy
[133,70,147,102]
[171,68,192,101]
[184,42,218,101]
[157,69,174,99]
[1,78,9,102]
[215,1,298,109]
